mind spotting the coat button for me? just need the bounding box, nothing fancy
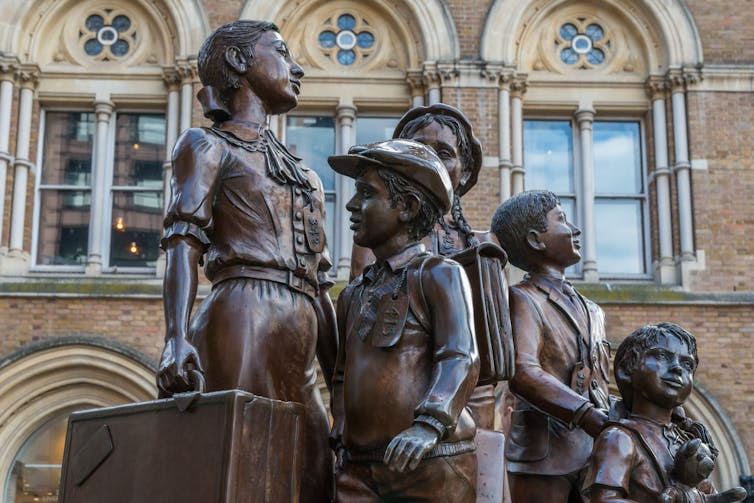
[296,235,304,244]
[591,380,599,389]
[295,211,303,220]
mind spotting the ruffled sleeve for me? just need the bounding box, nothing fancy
[162,128,223,250]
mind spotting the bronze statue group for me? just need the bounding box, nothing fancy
[157,20,747,503]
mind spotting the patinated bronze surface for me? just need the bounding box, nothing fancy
[583,323,747,503]
[350,103,511,431]
[156,20,333,503]
[492,190,611,503]
[328,139,480,502]
[59,390,305,503]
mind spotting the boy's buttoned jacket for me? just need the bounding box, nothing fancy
[506,273,611,475]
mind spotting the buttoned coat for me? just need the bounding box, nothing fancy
[505,274,610,476]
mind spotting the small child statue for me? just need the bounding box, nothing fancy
[583,322,747,503]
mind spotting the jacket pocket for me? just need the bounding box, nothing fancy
[505,409,550,462]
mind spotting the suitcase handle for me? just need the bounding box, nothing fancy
[188,369,206,393]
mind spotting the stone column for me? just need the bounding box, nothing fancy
[668,70,695,261]
[406,70,425,108]
[0,57,18,251]
[162,67,181,214]
[178,59,197,133]
[498,70,513,202]
[85,100,114,274]
[575,106,598,282]
[647,77,676,283]
[335,104,357,280]
[423,63,441,105]
[7,67,39,269]
[510,75,527,195]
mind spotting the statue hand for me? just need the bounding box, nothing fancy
[581,407,609,437]
[157,337,204,397]
[704,488,748,503]
[673,438,715,486]
[383,423,439,473]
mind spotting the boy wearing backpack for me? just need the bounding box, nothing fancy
[328,139,480,502]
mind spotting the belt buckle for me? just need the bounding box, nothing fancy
[288,270,306,292]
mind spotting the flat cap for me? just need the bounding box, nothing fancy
[328,139,453,213]
[393,103,483,197]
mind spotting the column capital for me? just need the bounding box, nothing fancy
[481,63,515,89]
[574,106,595,125]
[646,75,669,100]
[405,69,424,93]
[336,103,357,124]
[436,62,458,85]
[665,68,701,92]
[162,66,183,91]
[176,58,198,83]
[15,65,40,89]
[0,55,19,82]
[510,74,528,97]
[421,61,440,89]
[94,100,115,121]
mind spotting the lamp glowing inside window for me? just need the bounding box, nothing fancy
[318,14,375,66]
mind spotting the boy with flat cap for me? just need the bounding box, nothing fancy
[328,139,480,502]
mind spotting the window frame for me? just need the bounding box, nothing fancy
[523,111,652,281]
[31,106,166,275]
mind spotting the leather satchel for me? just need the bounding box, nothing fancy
[450,242,515,385]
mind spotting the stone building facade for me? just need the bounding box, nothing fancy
[0,0,752,501]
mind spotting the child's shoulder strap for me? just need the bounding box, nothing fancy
[406,253,443,333]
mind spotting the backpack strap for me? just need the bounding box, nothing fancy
[406,253,435,334]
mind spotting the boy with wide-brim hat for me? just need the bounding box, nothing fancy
[329,139,480,502]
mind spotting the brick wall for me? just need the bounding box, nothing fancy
[687,91,754,291]
[685,0,754,64]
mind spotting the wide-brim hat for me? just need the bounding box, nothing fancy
[392,103,483,197]
[328,139,453,213]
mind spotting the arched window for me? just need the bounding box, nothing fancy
[0,340,155,502]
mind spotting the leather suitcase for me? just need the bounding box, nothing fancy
[451,242,515,385]
[58,390,304,503]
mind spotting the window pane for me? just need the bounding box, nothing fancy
[595,199,644,274]
[286,116,336,190]
[8,412,75,503]
[36,190,90,266]
[558,196,581,276]
[41,112,93,185]
[524,120,574,193]
[594,121,642,194]
[113,113,166,187]
[356,117,399,145]
[110,191,162,268]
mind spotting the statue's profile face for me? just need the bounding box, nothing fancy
[346,169,404,250]
[408,121,463,191]
[535,204,582,268]
[244,30,304,114]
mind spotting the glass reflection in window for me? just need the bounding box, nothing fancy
[6,411,75,503]
[523,120,574,194]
